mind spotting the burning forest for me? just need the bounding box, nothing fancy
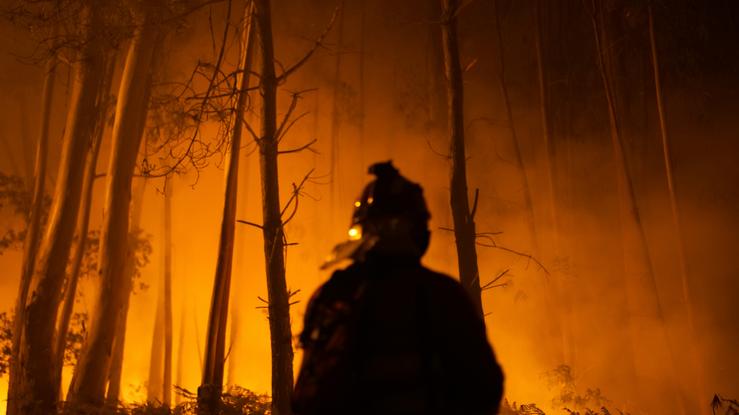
[0,0,737,414]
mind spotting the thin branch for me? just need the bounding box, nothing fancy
[236,219,263,229]
[470,188,480,219]
[426,137,450,159]
[481,269,510,290]
[276,5,342,83]
[278,138,318,155]
[277,112,311,143]
[144,0,234,178]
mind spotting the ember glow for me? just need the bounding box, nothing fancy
[0,1,738,414]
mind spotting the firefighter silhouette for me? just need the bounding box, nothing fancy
[293,161,504,415]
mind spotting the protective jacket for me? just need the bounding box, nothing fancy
[293,255,504,415]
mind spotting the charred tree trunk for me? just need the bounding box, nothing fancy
[197,3,255,413]
[440,0,483,318]
[106,178,148,405]
[647,4,707,412]
[8,47,57,412]
[590,4,685,413]
[8,8,107,414]
[254,1,294,414]
[67,11,162,408]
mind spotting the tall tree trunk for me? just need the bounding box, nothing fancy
[147,278,165,403]
[162,177,173,407]
[175,302,187,406]
[358,0,367,171]
[647,4,707,412]
[9,7,106,414]
[106,178,148,405]
[328,5,345,217]
[8,48,57,413]
[590,4,685,414]
[491,0,539,256]
[534,0,575,366]
[197,3,255,413]
[56,52,116,395]
[254,1,294,414]
[147,178,172,405]
[67,11,162,408]
[440,0,483,318]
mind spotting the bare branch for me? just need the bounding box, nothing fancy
[276,5,342,83]
[470,188,480,219]
[481,269,510,290]
[278,138,318,155]
[236,219,263,229]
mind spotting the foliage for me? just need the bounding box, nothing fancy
[500,400,547,414]
[0,171,50,253]
[62,312,88,367]
[0,311,11,376]
[544,365,611,411]
[96,385,271,415]
[0,310,88,374]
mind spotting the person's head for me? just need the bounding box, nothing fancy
[349,161,431,260]
[320,161,432,269]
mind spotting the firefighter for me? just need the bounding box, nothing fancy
[293,161,504,415]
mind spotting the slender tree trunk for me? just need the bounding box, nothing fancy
[9,8,106,414]
[56,53,116,396]
[147,278,165,403]
[67,12,162,408]
[162,177,173,407]
[534,0,576,366]
[491,0,539,256]
[440,0,483,318]
[175,302,187,406]
[328,5,345,216]
[197,4,255,413]
[358,0,367,171]
[647,5,707,412]
[254,1,294,414]
[147,177,173,405]
[8,49,57,412]
[591,5,686,414]
[106,178,148,405]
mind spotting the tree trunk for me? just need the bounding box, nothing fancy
[67,11,162,408]
[254,1,294,414]
[647,4,707,412]
[8,47,57,413]
[8,8,107,414]
[106,178,148,405]
[328,5,345,216]
[147,280,165,403]
[491,0,539,257]
[163,177,173,407]
[197,3,255,413]
[591,4,685,413]
[440,0,483,318]
[533,0,576,366]
[175,302,187,406]
[147,178,172,405]
[56,52,116,396]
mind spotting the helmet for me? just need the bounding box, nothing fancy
[321,161,431,269]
